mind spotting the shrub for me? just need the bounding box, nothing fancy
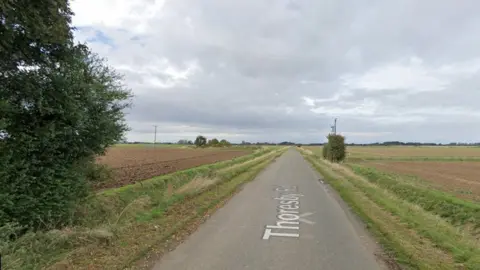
[85,163,113,184]
[323,134,346,162]
[322,145,329,159]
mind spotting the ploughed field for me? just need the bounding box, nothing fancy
[357,160,480,201]
[347,146,480,158]
[95,147,251,190]
[344,146,480,202]
[306,146,480,201]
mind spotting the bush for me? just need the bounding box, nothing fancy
[322,145,329,159]
[85,163,113,184]
[0,1,131,230]
[323,134,346,162]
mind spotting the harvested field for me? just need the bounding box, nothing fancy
[348,146,480,158]
[95,148,251,190]
[359,161,480,201]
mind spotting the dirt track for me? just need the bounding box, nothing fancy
[95,148,251,190]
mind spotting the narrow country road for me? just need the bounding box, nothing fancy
[153,148,385,270]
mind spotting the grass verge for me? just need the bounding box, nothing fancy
[1,147,287,269]
[299,148,480,270]
[348,157,480,162]
[348,164,480,232]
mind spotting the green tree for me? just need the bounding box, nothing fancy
[208,138,219,146]
[194,135,207,147]
[0,0,132,229]
[219,139,231,147]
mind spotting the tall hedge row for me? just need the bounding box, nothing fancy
[0,0,131,230]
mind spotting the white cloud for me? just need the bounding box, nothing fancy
[437,59,480,77]
[71,0,166,33]
[342,131,392,137]
[115,58,201,90]
[302,97,315,106]
[310,98,379,117]
[341,57,447,92]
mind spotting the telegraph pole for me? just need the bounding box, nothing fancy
[334,118,337,135]
[330,118,337,135]
[153,125,158,147]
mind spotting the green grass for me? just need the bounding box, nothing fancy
[348,156,480,162]
[348,164,480,230]
[299,148,480,270]
[1,147,287,269]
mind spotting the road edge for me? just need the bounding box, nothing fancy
[297,148,402,270]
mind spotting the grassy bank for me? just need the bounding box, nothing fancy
[348,164,480,231]
[2,147,287,269]
[299,148,480,270]
[348,156,480,162]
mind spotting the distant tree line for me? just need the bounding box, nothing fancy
[192,135,231,147]
[307,141,480,146]
[121,140,480,147]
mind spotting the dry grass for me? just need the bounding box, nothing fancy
[175,176,219,194]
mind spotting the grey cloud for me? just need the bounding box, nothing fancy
[73,0,480,143]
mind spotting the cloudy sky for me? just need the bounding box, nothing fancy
[71,0,480,144]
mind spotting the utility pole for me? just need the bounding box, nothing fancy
[330,118,337,135]
[153,125,157,147]
[334,118,337,135]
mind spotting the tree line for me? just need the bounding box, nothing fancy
[308,141,480,146]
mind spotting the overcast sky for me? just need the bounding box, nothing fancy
[71,0,480,144]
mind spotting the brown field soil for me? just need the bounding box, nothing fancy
[348,146,480,157]
[360,161,480,201]
[95,148,251,190]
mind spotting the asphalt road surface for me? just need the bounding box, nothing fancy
[153,148,385,270]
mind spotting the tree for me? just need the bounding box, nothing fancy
[177,139,189,145]
[0,0,132,229]
[219,139,231,147]
[208,138,219,146]
[194,135,207,147]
